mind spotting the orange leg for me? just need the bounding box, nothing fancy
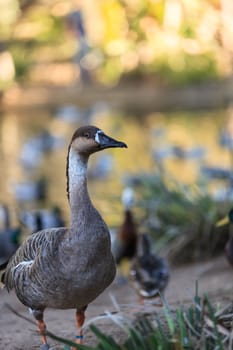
[37,319,49,350]
[73,307,86,349]
[32,309,49,349]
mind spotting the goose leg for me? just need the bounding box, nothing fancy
[37,319,48,347]
[32,309,49,349]
[74,306,87,346]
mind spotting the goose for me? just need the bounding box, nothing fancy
[130,233,170,302]
[216,208,233,266]
[0,204,22,265]
[1,125,127,350]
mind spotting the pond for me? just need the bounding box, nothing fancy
[0,105,232,229]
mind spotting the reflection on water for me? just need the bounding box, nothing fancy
[0,106,232,228]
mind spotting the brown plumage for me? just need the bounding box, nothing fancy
[1,125,127,349]
[112,187,138,266]
[113,209,138,265]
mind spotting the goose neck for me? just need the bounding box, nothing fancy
[67,148,91,227]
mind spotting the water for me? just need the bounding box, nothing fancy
[0,106,232,228]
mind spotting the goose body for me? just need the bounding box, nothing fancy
[5,225,114,311]
[1,125,127,348]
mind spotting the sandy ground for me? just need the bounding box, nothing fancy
[0,255,232,350]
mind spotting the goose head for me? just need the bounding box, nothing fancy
[70,125,127,156]
[67,126,127,200]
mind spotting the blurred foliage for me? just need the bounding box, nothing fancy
[44,288,233,350]
[9,44,32,80]
[0,0,233,86]
[89,0,232,84]
[147,52,218,85]
[125,170,230,264]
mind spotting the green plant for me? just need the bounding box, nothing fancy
[44,285,233,350]
[125,171,230,263]
[6,284,232,350]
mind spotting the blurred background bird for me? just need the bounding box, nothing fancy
[0,204,22,265]
[11,176,47,203]
[216,208,233,266]
[112,187,138,280]
[19,206,65,233]
[130,233,170,304]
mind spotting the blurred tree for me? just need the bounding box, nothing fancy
[1,0,233,86]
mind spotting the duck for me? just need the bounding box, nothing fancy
[219,127,233,150]
[153,145,206,162]
[11,176,47,202]
[88,153,114,180]
[0,204,22,265]
[1,125,127,350]
[20,131,64,169]
[55,104,84,124]
[130,233,170,302]
[216,208,233,266]
[225,237,233,266]
[112,187,138,266]
[19,206,65,233]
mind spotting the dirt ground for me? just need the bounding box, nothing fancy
[0,255,232,350]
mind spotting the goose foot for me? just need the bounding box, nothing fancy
[40,344,50,350]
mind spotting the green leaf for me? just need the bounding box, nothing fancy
[46,329,92,349]
[90,325,122,350]
[204,295,224,350]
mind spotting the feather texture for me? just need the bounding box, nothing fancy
[2,126,127,314]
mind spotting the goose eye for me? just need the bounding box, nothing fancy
[84,133,90,139]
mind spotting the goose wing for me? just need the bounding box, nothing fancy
[2,227,67,291]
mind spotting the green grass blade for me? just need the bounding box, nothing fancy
[90,324,122,350]
[176,308,191,349]
[45,329,92,349]
[204,294,224,350]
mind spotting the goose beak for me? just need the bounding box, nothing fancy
[96,132,127,149]
[216,216,229,227]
